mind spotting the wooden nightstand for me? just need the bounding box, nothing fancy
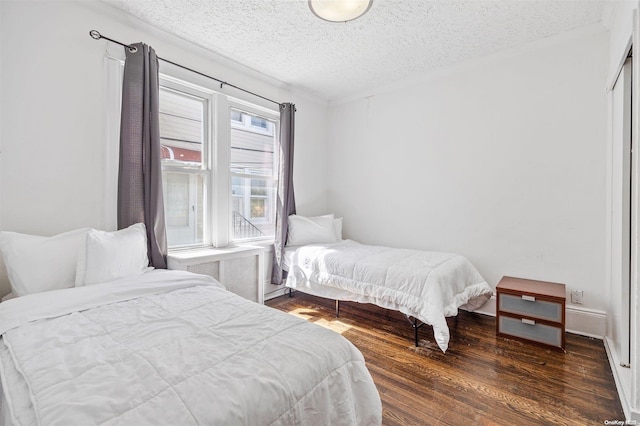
[496,276,566,352]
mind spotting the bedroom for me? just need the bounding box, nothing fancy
[0,0,638,424]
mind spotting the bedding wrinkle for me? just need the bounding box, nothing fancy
[77,308,199,426]
[0,338,36,426]
[6,332,189,425]
[270,359,379,426]
[4,337,45,426]
[251,322,361,423]
[249,327,340,426]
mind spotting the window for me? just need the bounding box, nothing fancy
[230,108,278,241]
[157,76,278,248]
[159,86,209,247]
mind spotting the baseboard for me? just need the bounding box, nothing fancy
[264,286,287,301]
[474,294,496,317]
[473,295,606,338]
[604,336,634,421]
[565,305,607,338]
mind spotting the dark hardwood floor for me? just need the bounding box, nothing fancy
[266,292,624,425]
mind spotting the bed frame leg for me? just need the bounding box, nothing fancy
[413,318,419,347]
[335,300,340,318]
[288,288,293,298]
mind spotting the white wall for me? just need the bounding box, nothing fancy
[0,0,329,296]
[327,25,609,324]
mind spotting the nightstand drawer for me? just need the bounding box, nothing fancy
[498,315,563,348]
[499,293,562,322]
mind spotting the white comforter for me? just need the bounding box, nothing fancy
[287,240,493,352]
[0,270,381,426]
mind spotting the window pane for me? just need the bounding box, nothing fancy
[164,173,190,227]
[230,109,277,241]
[231,176,275,240]
[230,110,275,176]
[251,116,268,129]
[159,88,205,168]
[250,179,267,196]
[250,198,266,217]
[162,172,205,247]
[231,176,244,197]
[230,110,243,122]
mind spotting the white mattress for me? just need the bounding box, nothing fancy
[0,270,381,425]
[286,240,493,352]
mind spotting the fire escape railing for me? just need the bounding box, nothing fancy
[232,211,265,239]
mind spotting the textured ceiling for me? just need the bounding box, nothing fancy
[103,0,607,102]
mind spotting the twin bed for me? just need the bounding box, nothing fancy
[0,216,492,425]
[284,239,492,352]
[282,214,493,352]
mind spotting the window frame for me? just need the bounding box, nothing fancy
[225,99,280,244]
[106,57,280,250]
[159,76,215,249]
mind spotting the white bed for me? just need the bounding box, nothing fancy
[284,239,493,352]
[0,270,381,426]
[0,223,381,424]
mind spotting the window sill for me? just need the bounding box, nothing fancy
[168,239,273,252]
[167,244,266,263]
[239,239,274,252]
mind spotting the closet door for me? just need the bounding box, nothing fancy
[611,56,632,366]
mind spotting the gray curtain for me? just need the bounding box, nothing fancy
[271,103,297,284]
[118,43,168,269]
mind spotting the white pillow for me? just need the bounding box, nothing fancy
[303,214,343,240]
[333,217,343,241]
[75,223,150,286]
[287,214,338,246]
[0,228,90,296]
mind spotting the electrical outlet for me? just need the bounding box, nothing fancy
[571,290,583,304]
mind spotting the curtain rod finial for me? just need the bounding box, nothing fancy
[89,30,101,40]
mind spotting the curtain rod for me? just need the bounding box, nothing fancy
[89,30,284,108]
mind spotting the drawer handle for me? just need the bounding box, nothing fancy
[521,295,536,302]
[522,318,536,326]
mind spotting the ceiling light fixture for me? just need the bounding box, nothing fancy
[308,0,373,23]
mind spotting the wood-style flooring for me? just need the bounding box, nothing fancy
[266,292,624,425]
